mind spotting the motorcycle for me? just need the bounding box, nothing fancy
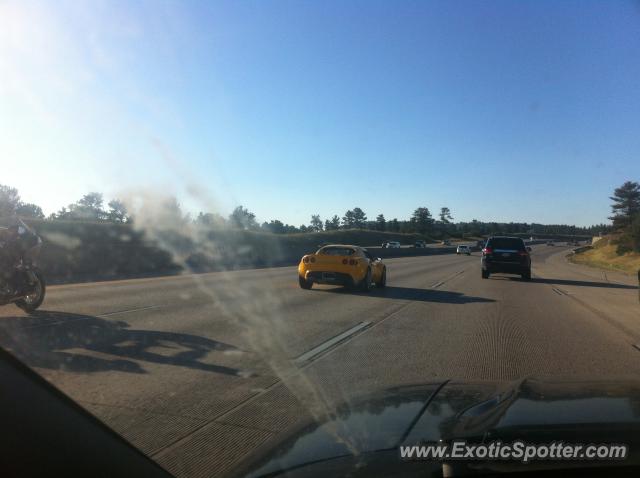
[0,219,46,313]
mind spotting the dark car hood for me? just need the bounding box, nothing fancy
[243,377,640,477]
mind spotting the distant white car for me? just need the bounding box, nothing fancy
[386,241,401,249]
[456,245,471,255]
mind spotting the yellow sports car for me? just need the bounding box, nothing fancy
[298,244,387,291]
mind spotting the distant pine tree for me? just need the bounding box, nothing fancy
[609,181,640,229]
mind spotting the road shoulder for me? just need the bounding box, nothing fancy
[532,248,639,341]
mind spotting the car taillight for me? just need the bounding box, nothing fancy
[303,257,309,263]
[482,247,492,254]
[342,259,348,265]
[518,250,528,256]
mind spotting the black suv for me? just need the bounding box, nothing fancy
[481,236,531,280]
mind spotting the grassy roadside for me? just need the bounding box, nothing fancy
[569,237,640,275]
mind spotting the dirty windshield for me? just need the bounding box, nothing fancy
[1,1,640,477]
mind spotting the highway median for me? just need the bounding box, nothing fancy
[27,219,461,284]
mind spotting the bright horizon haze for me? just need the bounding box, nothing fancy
[2,0,639,227]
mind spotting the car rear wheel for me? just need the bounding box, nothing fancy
[521,269,531,281]
[378,267,387,288]
[361,268,372,292]
[16,269,46,313]
[481,269,490,279]
[298,276,313,289]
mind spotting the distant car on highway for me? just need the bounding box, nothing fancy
[298,244,386,291]
[546,241,555,246]
[441,239,451,246]
[383,241,401,249]
[456,245,471,255]
[413,240,427,248]
[481,236,532,280]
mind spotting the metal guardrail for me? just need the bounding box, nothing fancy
[571,245,593,254]
[367,246,458,258]
[525,240,550,246]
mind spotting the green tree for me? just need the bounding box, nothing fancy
[196,212,225,227]
[0,185,21,216]
[229,205,258,230]
[310,214,323,232]
[15,203,44,219]
[388,218,400,232]
[439,207,453,224]
[158,196,189,226]
[352,207,367,228]
[609,181,640,229]
[342,210,355,228]
[375,213,386,231]
[325,215,340,230]
[468,219,483,237]
[56,192,107,221]
[51,207,67,220]
[107,199,129,223]
[0,184,42,218]
[262,219,286,234]
[342,208,367,228]
[79,192,103,210]
[410,207,433,233]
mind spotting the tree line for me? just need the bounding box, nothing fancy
[609,180,640,254]
[0,186,128,223]
[0,183,607,238]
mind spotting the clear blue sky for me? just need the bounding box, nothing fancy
[2,0,639,227]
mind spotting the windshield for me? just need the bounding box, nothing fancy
[488,238,526,250]
[1,1,639,477]
[318,247,356,256]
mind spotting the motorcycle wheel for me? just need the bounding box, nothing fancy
[16,269,46,313]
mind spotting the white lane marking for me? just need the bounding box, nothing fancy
[99,305,163,317]
[430,269,466,289]
[292,266,466,364]
[294,321,371,365]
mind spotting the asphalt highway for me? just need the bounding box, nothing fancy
[1,245,639,477]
